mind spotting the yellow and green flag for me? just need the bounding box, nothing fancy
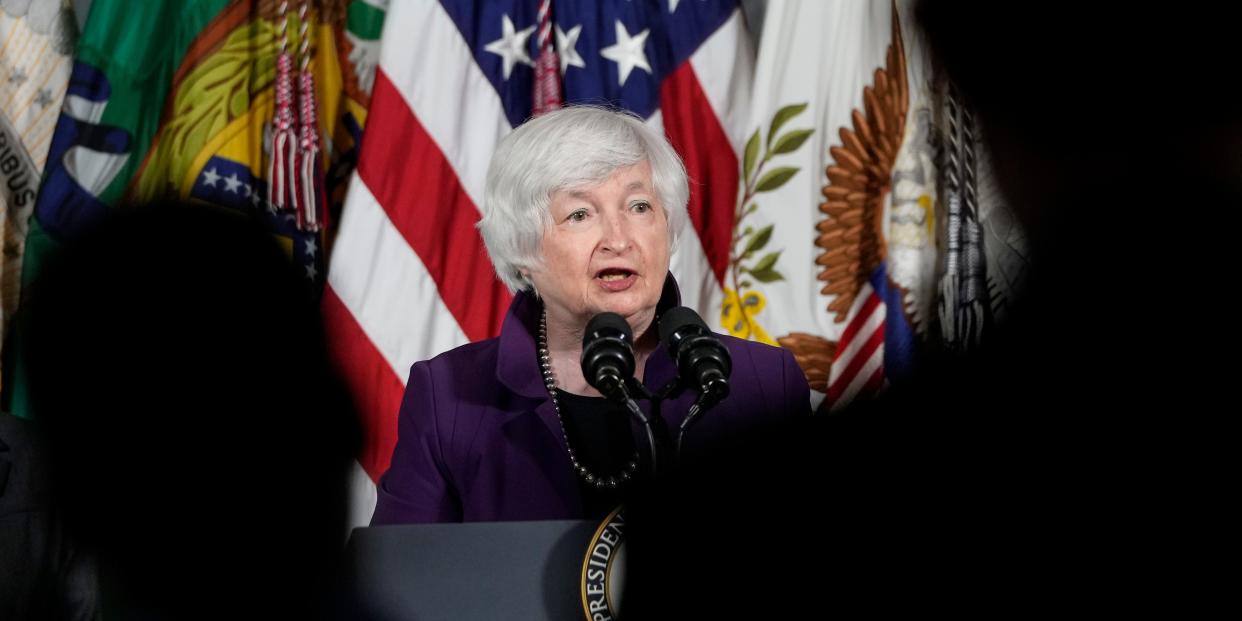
[5,0,384,415]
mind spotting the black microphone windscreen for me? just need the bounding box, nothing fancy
[658,306,707,345]
[585,312,632,341]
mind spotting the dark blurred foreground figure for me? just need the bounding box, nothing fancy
[1,412,96,620]
[9,201,359,619]
[624,2,1239,616]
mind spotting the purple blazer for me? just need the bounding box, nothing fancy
[371,275,811,524]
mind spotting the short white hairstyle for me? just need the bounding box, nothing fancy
[477,105,690,293]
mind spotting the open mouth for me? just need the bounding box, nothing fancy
[594,268,638,291]
[596,268,635,282]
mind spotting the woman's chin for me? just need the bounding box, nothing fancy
[588,294,646,319]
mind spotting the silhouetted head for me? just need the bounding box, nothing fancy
[23,200,358,618]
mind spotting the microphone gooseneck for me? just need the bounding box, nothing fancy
[581,312,659,475]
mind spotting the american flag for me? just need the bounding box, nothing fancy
[323,0,753,523]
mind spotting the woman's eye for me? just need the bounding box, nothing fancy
[632,201,652,213]
[567,209,588,222]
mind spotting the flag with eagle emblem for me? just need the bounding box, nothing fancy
[740,0,1027,412]
[732,0,940,412]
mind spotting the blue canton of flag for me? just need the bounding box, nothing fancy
[192,156,324,283]
[441,0,736,125]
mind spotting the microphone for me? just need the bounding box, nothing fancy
[580,312,636,403]
[581,312,662,476]
[658,306,731,405]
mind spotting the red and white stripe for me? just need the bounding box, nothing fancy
[326,1,752,526]
[663,8,752,315]
[825,282,886,412]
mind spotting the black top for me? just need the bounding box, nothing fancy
[554,389,639,520]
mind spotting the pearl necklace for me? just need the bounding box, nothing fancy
[539,311,640,488]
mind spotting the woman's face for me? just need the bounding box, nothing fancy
[528,160,671,337]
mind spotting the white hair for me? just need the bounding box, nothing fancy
[477,105,690,293]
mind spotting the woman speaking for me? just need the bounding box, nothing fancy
[371,106,810,524]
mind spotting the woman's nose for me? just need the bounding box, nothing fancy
[599,212,632,254]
